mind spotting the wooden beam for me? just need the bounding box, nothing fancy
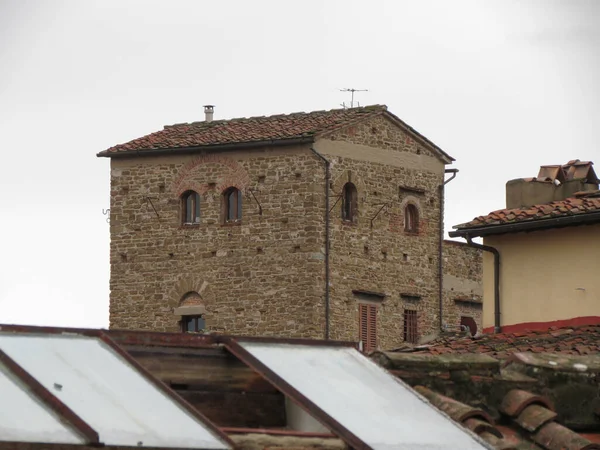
[124,346,277,393]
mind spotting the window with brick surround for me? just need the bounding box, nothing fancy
[181,191,200,225]
[358,303,377,352]
[181,315,206,333]
[403,309,418,343]
[404,204,419,233]
[223,187,242,223]
[342,182,358,223]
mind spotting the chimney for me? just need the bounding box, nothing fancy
[506,160,599,209]
[203,105,214,122]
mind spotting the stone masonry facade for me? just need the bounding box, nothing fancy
[103,106,483,350]
[315,115,446,348]
[109,146,326,337]
[442,240,483,335]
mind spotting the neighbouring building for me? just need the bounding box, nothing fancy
[450,160,600,333]
[98,104,480,350]
[442,240,483,336]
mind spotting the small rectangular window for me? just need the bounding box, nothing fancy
[403,309,418,344]
[181,315,205,333]
[359,304,377,352]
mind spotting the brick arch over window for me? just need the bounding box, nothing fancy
[171,155,251,196]
[180,291,203,306]
[167,276,214,311]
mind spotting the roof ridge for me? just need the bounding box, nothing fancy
[163,104,388,129]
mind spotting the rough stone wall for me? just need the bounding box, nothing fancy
[108,113,476,349]
[109,146,327,336]
[442,240,483,335]
[314,114,447,349]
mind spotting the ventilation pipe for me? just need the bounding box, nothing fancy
[465,236,501,334]
[204,105,214,122]
[438,168,458,332]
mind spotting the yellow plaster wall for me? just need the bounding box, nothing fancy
[482,224,600,329]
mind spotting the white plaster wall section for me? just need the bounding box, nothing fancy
[313,139,444,174]
[443,274,483,296]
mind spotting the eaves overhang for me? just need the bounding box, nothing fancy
[96,136,316,158]
[449,211,600,238]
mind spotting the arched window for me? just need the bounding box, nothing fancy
[181,191,200,225]
[223,187,242,223]
[404,204,419,233]
[341,182,358,223]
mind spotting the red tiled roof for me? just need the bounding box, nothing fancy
[372,351,600,449]
[403,324,600,360]
[97,105,453,161]
[414,386,600,450]
[454,193,600,230]
[102,106,385,155]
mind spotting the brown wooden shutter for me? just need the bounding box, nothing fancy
[359,304,377,352]
[403,309,418,344]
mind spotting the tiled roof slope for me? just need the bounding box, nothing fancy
[101,105,383,154]
[98,105,452,161]
[416,385,600,450]
[399,324,600,360]
[372,351,600,450]
[454,192,600,230]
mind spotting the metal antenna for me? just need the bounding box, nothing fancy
[340,88,368,108]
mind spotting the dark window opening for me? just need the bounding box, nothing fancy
[342,182,358,223]
[460,316,477,336]
[403,309,418,343]
[223,187,242,222]
[404,204,419,233]
[181,191,201,225]
[359,303,377,353]
[181,315,206,333]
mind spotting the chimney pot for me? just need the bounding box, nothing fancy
[203,105,214,122]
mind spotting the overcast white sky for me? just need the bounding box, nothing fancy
[1,0,598,328]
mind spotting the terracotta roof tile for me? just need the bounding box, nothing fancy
[414,386,599,450]
[500,390,554,418]
[99,106,388,155]
[98,104,455,161]
[413,385,494,423]
[515,405,557,433]
[454,194,600,230]
[403,324,600,359]
[532,421,600,450]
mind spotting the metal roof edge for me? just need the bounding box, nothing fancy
[221,337,368,450]
[449,211,600,238]
[0,347,100,444]
[96,332,236,449]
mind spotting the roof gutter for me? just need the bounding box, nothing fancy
[96,136,316,158]
[439,168,458,331]
[464,236,501,334]
[449,211,600,238]
[310,147,331,340]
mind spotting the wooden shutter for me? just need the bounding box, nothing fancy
[359,304,377,352]
[403,309,418,344]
